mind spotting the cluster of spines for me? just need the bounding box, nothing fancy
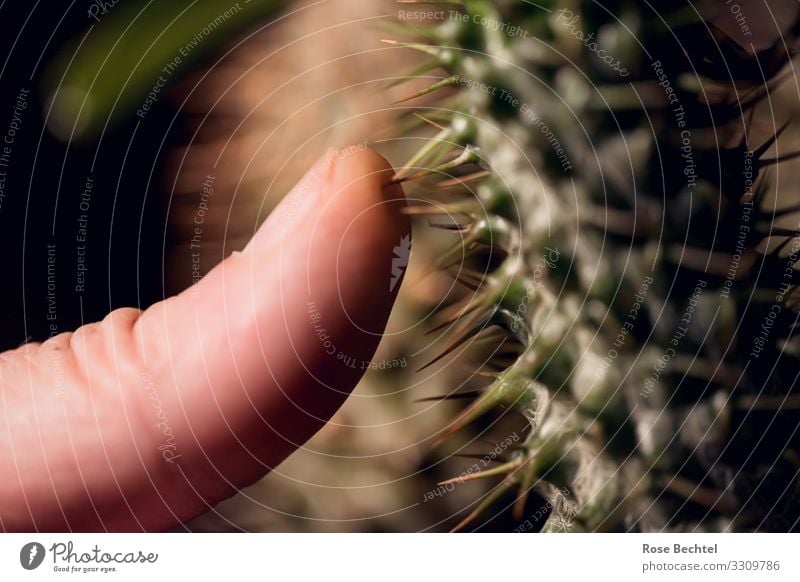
[388,0,800,531]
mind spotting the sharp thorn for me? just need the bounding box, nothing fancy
[759,150,800,166]
[450,478,515,532]
[416,318,493,372]
[415,390,484,403]
[438,459,524,487]
[396,0,463,4]
[426,300,483,335]
[453,452,509,463]
[437,170,491,188]
[433,386,505,446]
[393,78,459,105]
[413,112,448,130]
[736,395,800,410]
[385,60,443,88]
[753,121,791,159]
[660,475,737,514]
[512,463,538,520]
[428,220,470,231]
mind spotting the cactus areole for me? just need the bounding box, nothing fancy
[391,0,800,531]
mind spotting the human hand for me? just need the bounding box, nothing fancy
[0,147,409,532]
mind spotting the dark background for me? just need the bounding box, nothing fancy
[0,3,176,350]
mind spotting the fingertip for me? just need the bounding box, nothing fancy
[324,145,410,246]
[330,145,407,202]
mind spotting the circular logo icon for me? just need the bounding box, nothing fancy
[20,542,46,570]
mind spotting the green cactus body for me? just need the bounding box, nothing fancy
[392,0,800,531]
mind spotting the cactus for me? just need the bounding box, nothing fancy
[390,0,800,531]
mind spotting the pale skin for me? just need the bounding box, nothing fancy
[0,147,409,531]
